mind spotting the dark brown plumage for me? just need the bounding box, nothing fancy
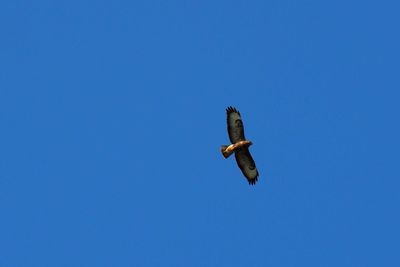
[221,106,259,185]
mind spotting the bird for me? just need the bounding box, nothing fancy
[221,106,259,185]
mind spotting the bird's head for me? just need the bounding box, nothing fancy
[246,140,253,147]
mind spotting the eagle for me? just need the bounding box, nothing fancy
[221,106,259,185]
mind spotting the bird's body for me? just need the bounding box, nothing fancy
[220,140,252,159]
[221,106,259,185]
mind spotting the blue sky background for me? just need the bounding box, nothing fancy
[1,0,399,266]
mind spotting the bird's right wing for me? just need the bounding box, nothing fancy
[235,147,259,185]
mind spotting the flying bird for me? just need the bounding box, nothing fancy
[221,106,259,185]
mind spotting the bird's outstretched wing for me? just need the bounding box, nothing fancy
[235,147,259,185]
[226,106,245,143]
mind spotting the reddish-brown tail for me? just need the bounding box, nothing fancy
[221,145,234,158]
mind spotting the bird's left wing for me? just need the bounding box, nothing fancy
[226,106,245,143]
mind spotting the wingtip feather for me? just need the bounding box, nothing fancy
[248,172,259,185]
[248,177,258,185]
[226,106,240,115]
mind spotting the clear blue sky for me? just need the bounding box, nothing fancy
[1,0,399,266]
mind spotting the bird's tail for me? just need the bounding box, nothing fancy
[221,145,234,159]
